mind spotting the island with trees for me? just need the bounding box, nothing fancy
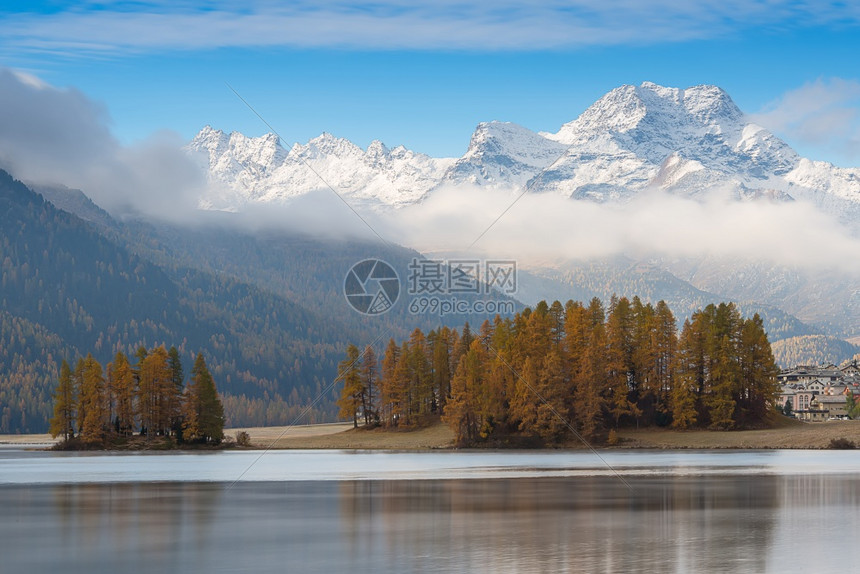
[49,345,225,449]
[337,298,780,447]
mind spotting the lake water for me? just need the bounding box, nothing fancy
[2,448,859,573]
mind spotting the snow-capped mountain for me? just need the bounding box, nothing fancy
[189,126,454,209]
[189,82,860,221]
[527,82,860,214]
[443,121,568,188]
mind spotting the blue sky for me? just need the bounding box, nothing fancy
[1,1,859,164]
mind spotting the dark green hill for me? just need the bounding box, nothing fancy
[0,170,356,432]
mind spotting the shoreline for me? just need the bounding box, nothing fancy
[4,419,860,451]
[228,418,860,451]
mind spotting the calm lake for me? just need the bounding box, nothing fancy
[2,448,859,573]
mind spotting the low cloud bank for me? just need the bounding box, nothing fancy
[0,68,205,221]
[2,67,858,277]
[379,185,860,275]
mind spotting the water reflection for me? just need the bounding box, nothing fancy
[338,476,780,573]
[3,473,860,573]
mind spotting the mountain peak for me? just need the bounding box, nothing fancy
[188,82,860,220]
[189,126,453,207]
[445,121,567,187]
[552,82,743,145]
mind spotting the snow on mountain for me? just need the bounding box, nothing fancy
[189,82,860,220]
[188,126,454,209]
[532,83,860,217]
[442,121,568,188]
[532,83,784,200]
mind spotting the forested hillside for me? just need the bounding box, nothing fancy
[0,311,75,433]
[771,335,860,368]
[1,171,523,433]
[0,170,356,432]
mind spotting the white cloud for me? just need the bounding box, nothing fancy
[0,68,205,220]
[750,78,860,163]
[377,185,860,276]
[2,1,860,53]
[2,66,858,280]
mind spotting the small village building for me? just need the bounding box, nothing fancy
[795,407,829,422]
[814,395,850,419]
[841,360,860,376]
[779,361,859,421]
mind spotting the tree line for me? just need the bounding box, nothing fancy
[337,298,780,445]
[50,345,224,445]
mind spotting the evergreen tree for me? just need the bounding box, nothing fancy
[396,342,413,424]
[360,345,379,425]
[736,314,780,425]
[336,344,364,428]
[444,340,485,445]
[139,346,176,436]
[526,301,553,359]
[549,300,565,347]
[451,322,473,370]
[606,297,639,426]
[531,350,570,442]
[80,354,109,442]
[183,353,224,443]
[73,358,86,435]
[378,339,401,426]
[510,357,541,436]
[672,319,701,429]
[575,299,609,438]
[49,359,76,440]
[167,346,185,436]
[651,301,677,424]
[430,327,452,412]
[631,298,658,423]
[408,328,433,415]
[707,334,738,430]
[109,351,136,436]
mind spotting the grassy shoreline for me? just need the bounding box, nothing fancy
[4,418,860,451]
[230,417,860,451]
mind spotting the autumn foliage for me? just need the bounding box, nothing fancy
[338,298,780,445]
[50,346,224,445]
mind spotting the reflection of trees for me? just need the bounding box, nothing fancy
[9,472,860,572]
[45,482,223,572]
[338,476,780,572]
